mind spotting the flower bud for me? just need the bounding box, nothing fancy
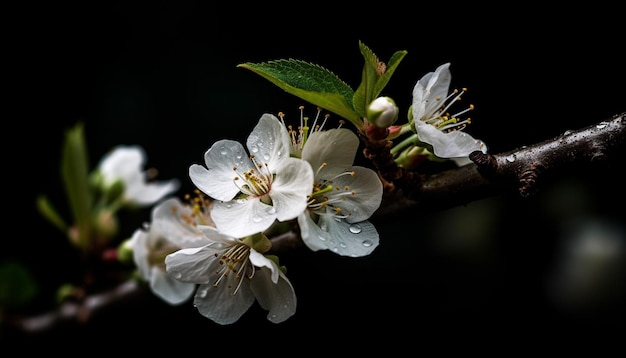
[116,238,134,264]
[93,209,119,242]
[367,96,399,127]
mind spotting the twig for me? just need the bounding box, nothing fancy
[4,279,146,335]
[374,112,625,217]
[5,112,625,334]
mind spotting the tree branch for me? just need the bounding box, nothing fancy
[3,280,147,336]
[373,112,625,217]
[5,112,624,335]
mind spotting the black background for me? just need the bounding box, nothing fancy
[5,0,626,351]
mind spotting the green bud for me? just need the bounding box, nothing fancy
[104,178,126,203]
[367,96,399,127]
[92,209,119,243]
[117,238,135,264]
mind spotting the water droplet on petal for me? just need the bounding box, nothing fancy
[362,240,373,247]
[252,216,262,223]
[263,153,270,160]
[266,206,276,214]
[250,144,259,153]
[197,288,208,298]
[506,154,516,163]
[349,224,362,234]
[174,272,182,279]
[219,146,228,155]
[596,122,608,129]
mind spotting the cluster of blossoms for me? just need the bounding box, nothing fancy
[27,41,494,329]
[99,61,487,325]
[125,111,385,324]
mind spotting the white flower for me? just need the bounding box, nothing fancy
[165,227,297,324]
[97,145,179,206]
[189,114,314,238]
[129,196,212,305]
[411,62,487,159]
[298,128,383,257]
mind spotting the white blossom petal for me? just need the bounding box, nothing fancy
[150,197,211,247]
[412,63,452,120]
[298,213,379,257]
[99,146,144,181]
[331,166,383,222]
[124,179,180,206]
[165,246,222,284]
[211,199,277,238]
[246,113,291,170]
[251,268,297,324]
[302,129,358,178]
[249,249,278,283]
[149,267,195,305]
[269,158,313,222]
[416,122,487,158]
[193,283,255,325]
[130,229,151,279]
[190,139,251,202]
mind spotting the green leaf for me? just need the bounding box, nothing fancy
[36,194,68,233]
[353,41,381,117]
[353,41,407,118]
[61,122,93,250]
[374,49,407,99]
[238,60,362,128]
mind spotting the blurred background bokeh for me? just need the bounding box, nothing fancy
[5,0,625,349]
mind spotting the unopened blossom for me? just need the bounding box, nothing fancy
[298,128,383,257]
[367,96,399,128]
[411,62,487,159]
[189,114,314,238]
[128,195,213,305]
[165,227,296,324]
[96,145,180,207]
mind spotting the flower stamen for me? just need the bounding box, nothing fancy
[213,243,253,295]
[231,155,273,198]
[308,169,357,220]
